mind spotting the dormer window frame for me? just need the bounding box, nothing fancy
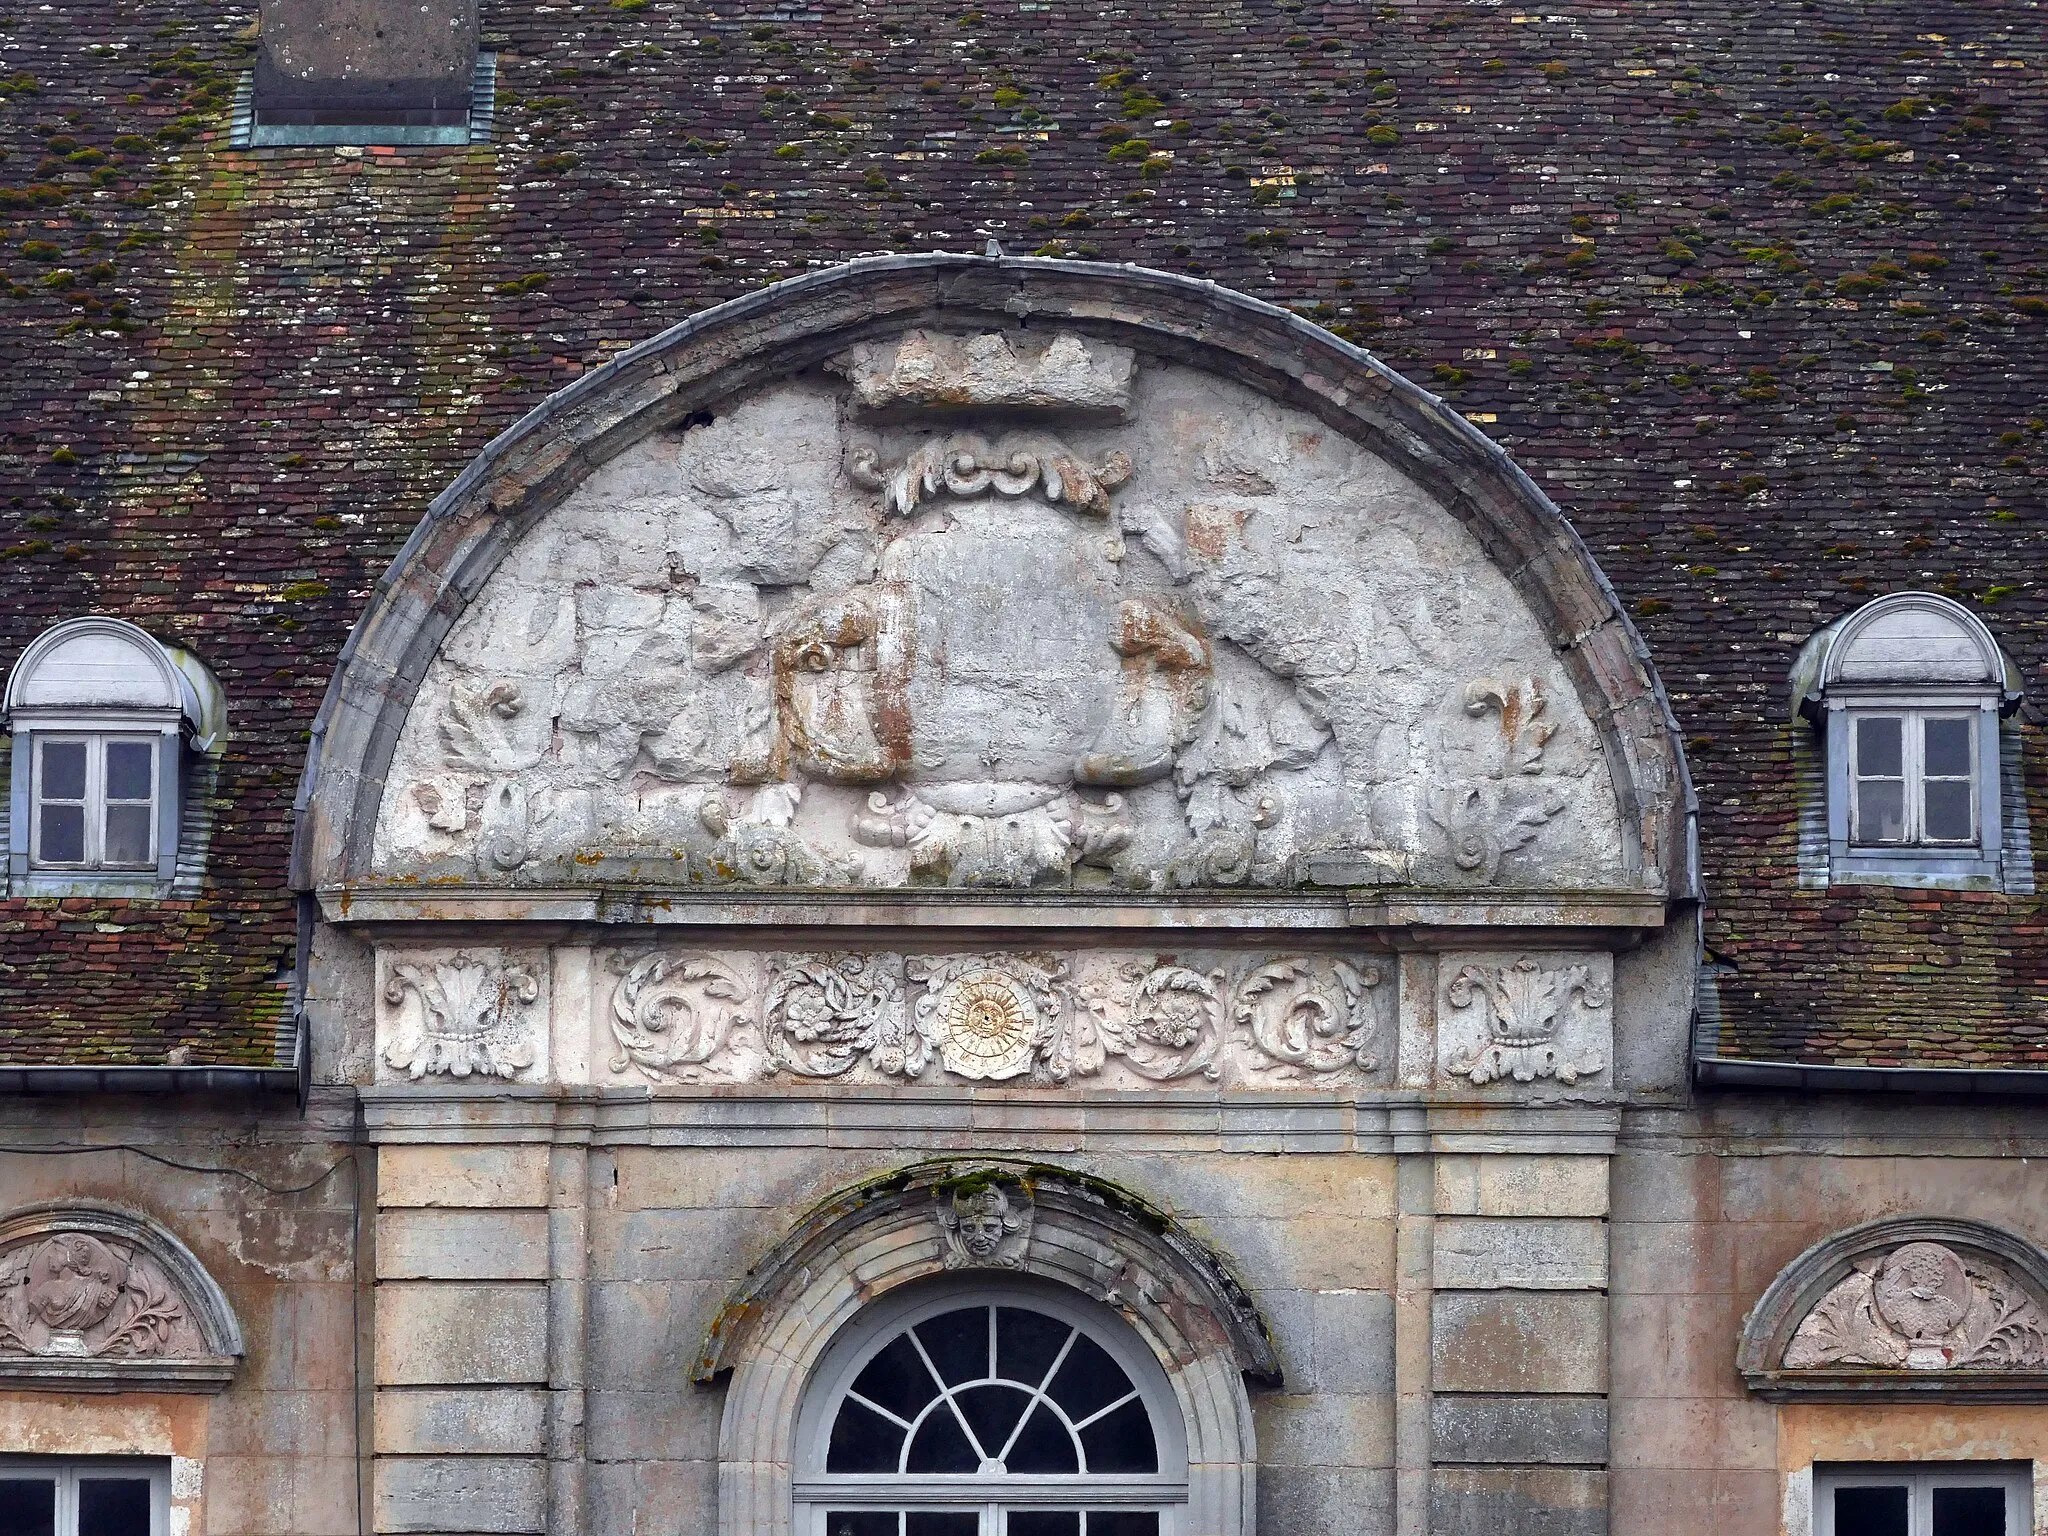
[1798,591,2021,892]
[3,616,223,899]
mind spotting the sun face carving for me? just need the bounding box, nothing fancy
[935,976,1036,1078]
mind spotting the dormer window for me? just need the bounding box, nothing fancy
[236,0,494,148]
[1794,592,2021,890]
[3,617,225,896]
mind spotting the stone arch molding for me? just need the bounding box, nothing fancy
[0,1202,245,1392]
[1738,1217,2048,1401]
[293,254,1694,904]
[695,1159,1278,1536]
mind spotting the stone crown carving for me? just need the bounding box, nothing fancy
[1739,1218,2048,1400]
[0,1204,243,1392]
[832,329,1138,418]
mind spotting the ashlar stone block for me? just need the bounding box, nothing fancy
[376,1210,550,1280]
[1433,1217,1608,1291]
[1435,1154,1610,1218]
[1432,1292,1608,1395]
[377,1145,551,1210]
[372,1455,546,1534]
[374,1283,549,1386]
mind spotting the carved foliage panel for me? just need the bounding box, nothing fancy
[590,945,1394,1090]
[370,340,1631,894]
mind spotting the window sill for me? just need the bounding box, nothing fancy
[1826,847,2004,891]
[7,874,173,901]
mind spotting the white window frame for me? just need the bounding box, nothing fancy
[1823,690,2005,888]
[794,1282,1191,1536]
[29,733,159,870]
[0,1456,170,1536]
[1846,708,1979,848]
[1814,1462,2031,1536]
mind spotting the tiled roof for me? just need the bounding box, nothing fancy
[0,1,2042,1069]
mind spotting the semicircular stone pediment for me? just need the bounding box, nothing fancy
[1739,1217,2048,1401]
[343,270,1680,904]
[0,1202,244,1392]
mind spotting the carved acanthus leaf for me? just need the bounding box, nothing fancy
[1084,963,1226,1082]
[1445,959,1607,1085]
[382,956,539,1080]
[442,679,547,774]
[848,432,1133,518]
[763,954,916,1078]
[1428,677,1568,881]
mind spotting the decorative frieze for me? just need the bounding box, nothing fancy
[367,942,1620,1094]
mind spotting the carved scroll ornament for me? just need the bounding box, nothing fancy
[763,953,915,1078]
[1232,957,1381,1083]
[849,432,1133,519]
[0,1206,241,1392]
[610,953,754,1081]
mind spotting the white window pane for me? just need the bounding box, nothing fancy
[104,740,155,802]
[1855,716,1904,778]
[1923,780,1974,843]
[38,740,87,801]
[1833,1484,1908,1536]
[1932,1485,2007,1536]
[1923,717,1974,779]
[77,1478,153,1536]
[37,803,86,864]
[103,804,154,866]
[1856,781,1907,845]
[0,1479,56,1536]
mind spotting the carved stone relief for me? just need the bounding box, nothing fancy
[1437,953,1612,1088]
[1783,1242,2048,1372]
[935,1180,1035,1269]
[0,1207,241,1391]
[371,345,1630,894]
[377,949,547,1083]
[574,945,1394,1090]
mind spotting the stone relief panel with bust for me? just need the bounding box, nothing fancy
[367,331,1631,895]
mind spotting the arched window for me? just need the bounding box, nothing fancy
[1793,592,2022,889]
[699,1161,1274,1536]
[796,1282,1188,1536]
[2,616,224,894]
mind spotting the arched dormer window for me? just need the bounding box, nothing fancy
[1794,592,2022,889]
[2,617,224,895]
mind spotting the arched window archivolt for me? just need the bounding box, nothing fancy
[696,1161,1276,1536]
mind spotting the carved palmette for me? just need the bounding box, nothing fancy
[1444,959,1607,1085]
[382,956,539,1080]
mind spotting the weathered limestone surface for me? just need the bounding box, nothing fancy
[368,350,1632,898]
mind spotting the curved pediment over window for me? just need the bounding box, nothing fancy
[0,1202,244,1392]
[1738,1217,2048,1401]
[295,256,1692,913]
